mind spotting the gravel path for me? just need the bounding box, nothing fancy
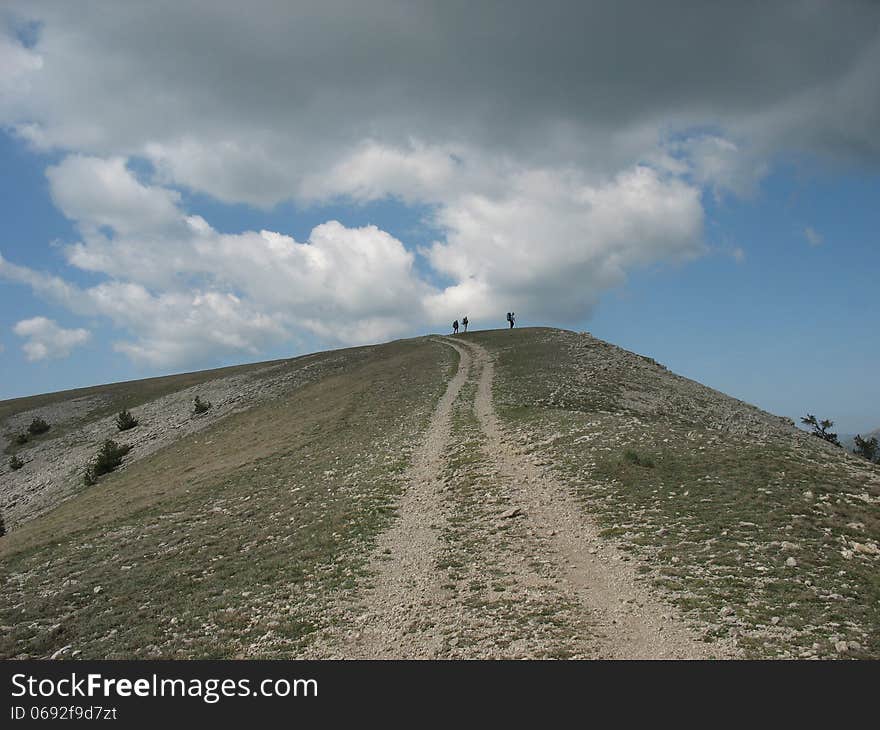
[458,337,739,659]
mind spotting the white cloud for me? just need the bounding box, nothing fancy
[298,139,460,205]
[804,226,824,247]
[3,160,435,366]
[47,155,183,236]
[1,153,704,365]
[426,165,704,322]
[13,317,90,361]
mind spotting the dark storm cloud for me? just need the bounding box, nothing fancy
[4,0,880,177]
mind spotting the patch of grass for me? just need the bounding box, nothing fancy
[623,449,655,468]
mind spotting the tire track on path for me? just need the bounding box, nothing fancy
[456,336,739,659]
[304,338,471,658]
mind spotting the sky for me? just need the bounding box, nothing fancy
[0,1,878,434]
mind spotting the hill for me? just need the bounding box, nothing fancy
[1,328,878,659]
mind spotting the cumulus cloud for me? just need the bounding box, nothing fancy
[1,153,704,364]
[2,161,436,366]
[13,317,90,361]
[298,139,461,205]
[426,165,704,322]
[47,155,183,236]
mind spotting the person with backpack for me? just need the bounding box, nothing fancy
[506,312,515,329]
[462,316,469,332]
[453,319,459,334]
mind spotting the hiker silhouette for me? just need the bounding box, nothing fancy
[462,316,469,332]
[506,312,515,329]
[453,319,459,334]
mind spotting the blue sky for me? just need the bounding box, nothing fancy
[1,2,878,435]
[590,164,880,433]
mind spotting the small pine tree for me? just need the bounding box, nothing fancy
[27,417,50,435]
[9,455,24,471]
[853,435,879,463]
[115,409,139,431]
[801,414,840,446]
[193,396,212,415]
[91,440,132,477]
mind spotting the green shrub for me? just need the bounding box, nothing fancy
[27,417,50,435]
[193,396,212,415]
[623,449,655,468]
[9,455,24,471]
[115,409,139,431]
[13,432,29,446]
[91,440,132,478]
[83,467,97,486]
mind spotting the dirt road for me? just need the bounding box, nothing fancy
[307,337,737,658]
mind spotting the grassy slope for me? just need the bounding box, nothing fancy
[464,327,880,659]
[0,337,455,659]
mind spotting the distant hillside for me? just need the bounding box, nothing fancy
[2,328,877,660]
